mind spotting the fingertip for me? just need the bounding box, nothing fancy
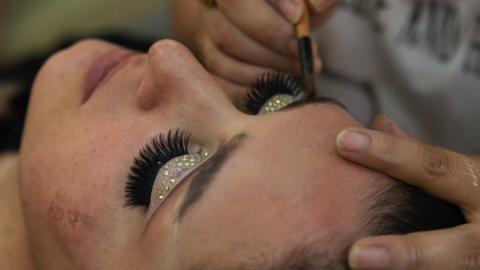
[336,129,371,153]
[308,0,336,13]
[276,0,305,24]
[349,244,392,270]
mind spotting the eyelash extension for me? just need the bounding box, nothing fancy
[125,129,190,208]
[244,71,303,115]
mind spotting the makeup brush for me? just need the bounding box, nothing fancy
[296,7,316,99]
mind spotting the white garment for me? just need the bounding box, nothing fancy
[314,0,480,154]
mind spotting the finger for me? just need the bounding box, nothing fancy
[308,0,339,14]
[349,224,480,270]
[217,0,296,57]
[203,8,299,73]
[371,115,412,140]
[269,0,305,24]
[199,34,274,86]
[336,128,480,212]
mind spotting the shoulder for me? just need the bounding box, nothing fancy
[0,153,35,270]
[0,153,17,187]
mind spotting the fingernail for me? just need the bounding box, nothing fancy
[337,130,370,152]
[310,0,330,12]
[279,0,304,24]
[289,39,299,58]
[349,245,391,270]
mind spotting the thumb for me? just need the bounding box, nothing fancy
[271,0,305,24]
[349,225,480,270]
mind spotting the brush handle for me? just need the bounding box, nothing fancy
[296,8,311,37]
[298,36,315,98]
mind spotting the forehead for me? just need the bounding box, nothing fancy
[172,104,374,266]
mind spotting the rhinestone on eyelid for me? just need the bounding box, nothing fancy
[260,94,295,114]
[157,149,210,202]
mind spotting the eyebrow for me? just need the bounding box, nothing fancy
[176,133,247,221]
[176,97,346,221]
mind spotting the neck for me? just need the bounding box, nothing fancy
[0,153,35,270]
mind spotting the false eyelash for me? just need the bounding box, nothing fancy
[125,129,190,208]
[244,71,303,115]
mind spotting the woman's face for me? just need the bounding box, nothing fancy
[19,39,380,269]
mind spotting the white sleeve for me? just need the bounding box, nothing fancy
[314,0,480,154]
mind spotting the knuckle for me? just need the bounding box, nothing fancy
[458,228,480,270]
[404,239,426,269]
[211,22,233,50]
[204,12,236,52]
[422,145,456,179]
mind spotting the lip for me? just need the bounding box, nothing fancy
[82,48,135,103]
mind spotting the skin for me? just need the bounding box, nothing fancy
[182,1,480,268]
[11,39,387,270]
[0,35,477,269]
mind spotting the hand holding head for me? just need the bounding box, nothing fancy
[197,0,331,89]
[336,115,480,270]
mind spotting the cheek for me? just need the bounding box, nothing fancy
[19,139,102,250]
[18,121,145,264]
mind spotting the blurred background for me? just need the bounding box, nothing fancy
[0,0,203,151]
[0,0,206,66]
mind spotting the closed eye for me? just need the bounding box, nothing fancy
[244,72,304,115]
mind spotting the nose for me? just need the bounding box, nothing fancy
[136,40,239,125]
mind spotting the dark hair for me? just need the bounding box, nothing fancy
[301,178,465,270]
[290,177,466,270]
[366,177,466,236]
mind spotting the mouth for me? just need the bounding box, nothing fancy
[82,48,136,103]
